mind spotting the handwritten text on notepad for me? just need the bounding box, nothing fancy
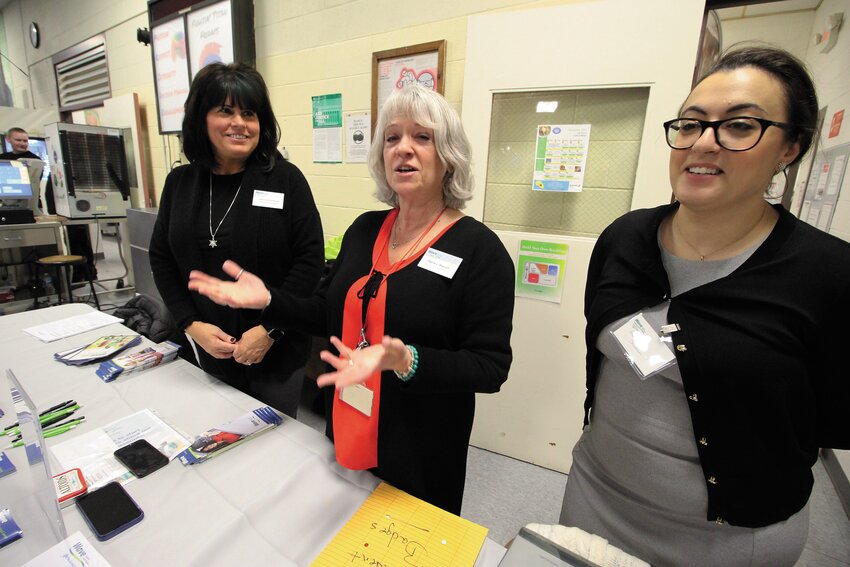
[311,482,488,567]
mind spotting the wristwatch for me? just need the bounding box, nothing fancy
[266,327,284,341]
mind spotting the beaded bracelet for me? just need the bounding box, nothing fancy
[394,345,419,382]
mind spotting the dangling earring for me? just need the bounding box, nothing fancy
[775,161,786,175]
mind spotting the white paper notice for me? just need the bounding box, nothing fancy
[313,128,342,163]
[22,531,113,566]
[23,312,122,343]
[345,112,371,163]
[816,202,834,230]
[826,155,846,196]
[51,409,189,489]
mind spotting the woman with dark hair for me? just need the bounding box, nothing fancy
[558,46,850,566]
[185,85,514,514]
[149,62,324,417]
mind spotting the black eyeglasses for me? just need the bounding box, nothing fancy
[663,116,795,151]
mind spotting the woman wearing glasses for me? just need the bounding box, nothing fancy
[559,47,850,566]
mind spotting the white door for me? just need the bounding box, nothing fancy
[462,0,706,472]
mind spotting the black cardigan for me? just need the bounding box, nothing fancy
[264,210,515,513]
[149,159,324,376]
[584,202,850,527]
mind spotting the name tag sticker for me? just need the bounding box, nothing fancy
[610,313,676,379]
[418,248,463,279]
[252,190,284,209]
[339,383,374,416]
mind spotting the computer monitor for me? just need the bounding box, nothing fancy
[0,159,33,208]
[4,135,50,180]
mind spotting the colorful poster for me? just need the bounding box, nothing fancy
[376,51,439,113]
[515,240,568,303]
[345,112,370,163]
[187,0,233,79]
[532,124,591,192]
[151,17,190,133]
[312,93,343,164]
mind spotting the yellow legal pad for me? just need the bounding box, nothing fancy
[311,482,489,567]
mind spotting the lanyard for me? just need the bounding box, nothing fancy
[355,207,446,349]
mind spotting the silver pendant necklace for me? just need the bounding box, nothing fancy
[208,172,242,248]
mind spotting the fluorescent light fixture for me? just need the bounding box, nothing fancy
[536,101,558,113]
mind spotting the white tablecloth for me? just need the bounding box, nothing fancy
[0,304,506,566]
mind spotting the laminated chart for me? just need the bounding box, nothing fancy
[311,482,488,567]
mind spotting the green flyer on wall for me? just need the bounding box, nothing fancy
[312,93,343,163]
[515,239,568,303]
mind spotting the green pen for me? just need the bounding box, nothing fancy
[3,406,81,438]
[5,419,85,448]
[39,404,81,423]
[43,416,85,432]
[42,423,79,438]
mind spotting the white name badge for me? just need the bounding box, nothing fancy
[252,190,284,209]
[339,383,374,416]
[610,313,676,379]
[418,248,463,279]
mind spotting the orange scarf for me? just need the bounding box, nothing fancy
[334,208,454,469]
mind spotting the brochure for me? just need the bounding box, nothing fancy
[177,407,281,465]
[96,341,180,382]
[0,508,22,548]
[54,335,142,366]
[0,452,15,477]
[21,531,113,566]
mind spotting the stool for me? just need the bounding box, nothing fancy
[36,255,101,310]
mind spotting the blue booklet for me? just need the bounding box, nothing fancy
[0,508,22,548]
[0,452,15,478]
[177,407,282,465]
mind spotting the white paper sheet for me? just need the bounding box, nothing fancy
[51,409,189,489]
[23,312,122,343]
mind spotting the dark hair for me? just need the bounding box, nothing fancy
[6,127,27,137]
[181,62,280,171]
[700,46,818,167]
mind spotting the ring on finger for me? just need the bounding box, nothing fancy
[236,268,245,280]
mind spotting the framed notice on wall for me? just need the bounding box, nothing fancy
[148,0,255,134]
[371,40,446,134]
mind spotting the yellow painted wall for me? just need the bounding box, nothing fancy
[1,0,574,238]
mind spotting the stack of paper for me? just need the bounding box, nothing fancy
[54,335,142,366]
[177,407,281,465]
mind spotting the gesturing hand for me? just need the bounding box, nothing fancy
[188,260,270,310]
[317,335,411,389]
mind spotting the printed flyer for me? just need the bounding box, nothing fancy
[515,239,568,303]
[532,124,591,192]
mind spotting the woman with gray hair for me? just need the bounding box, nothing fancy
[188,84,515,514]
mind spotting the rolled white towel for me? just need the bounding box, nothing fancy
[525,523,650,567]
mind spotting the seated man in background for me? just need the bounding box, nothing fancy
[0,127,40,160]
[2,126,97,283]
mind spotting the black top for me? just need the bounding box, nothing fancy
[584,202,850,527]
[149,159,324,385]
[264,210,515,513]
[0,150,40,160]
